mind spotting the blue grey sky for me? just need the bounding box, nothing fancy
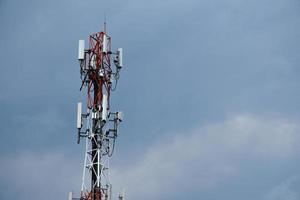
[1,0,300,199]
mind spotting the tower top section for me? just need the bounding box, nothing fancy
[78,29,123,109]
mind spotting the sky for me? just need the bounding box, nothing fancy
[0,0,300,199]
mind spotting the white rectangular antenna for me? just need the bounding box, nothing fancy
[91,54,96,68]
[102,95,108,122]
[103,35,107,53]
[119,189,125,200]
[68,192,73,200]
[117,48,123,67]
[77,102,82,129]
[78,40,85,60]
[116,111,123,122]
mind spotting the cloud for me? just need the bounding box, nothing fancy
[111,114,300,200]
[0,151,82,199]
[0,114,299,200]
[263,176,299,200]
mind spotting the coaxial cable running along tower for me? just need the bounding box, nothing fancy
[74,26,124,200]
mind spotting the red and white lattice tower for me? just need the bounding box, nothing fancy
[75,25,124,200]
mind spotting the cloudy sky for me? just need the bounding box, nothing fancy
[1,0,300,199]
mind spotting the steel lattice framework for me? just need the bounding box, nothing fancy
[76,27,123,200]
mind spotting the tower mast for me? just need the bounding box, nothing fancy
[76,25,124,200]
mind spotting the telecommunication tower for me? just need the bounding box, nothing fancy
[74,25,124,200]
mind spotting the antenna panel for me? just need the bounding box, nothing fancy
[116,111,123,122]
[77,102,82,129]
[102,95,108,122]
[103,34,107,53]
[78,40,85,60]
[91,54,96,68]
[117,48,123,67]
